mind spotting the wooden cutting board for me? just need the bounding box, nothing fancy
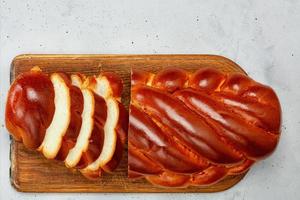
[10,54,248,193]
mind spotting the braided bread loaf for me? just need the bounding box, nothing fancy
[129,67,281,187]
[5,67,128,179]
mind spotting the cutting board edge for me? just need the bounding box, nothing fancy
[11,53,247,73]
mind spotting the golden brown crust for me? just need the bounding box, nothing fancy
[55,73,84,161]
[129,67,281,187]
[5,70,55,149]
[77,93,107,170]
[5,69,127,179]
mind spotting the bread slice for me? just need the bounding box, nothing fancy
[71,73,86,88]
[81,75,120,174]
[38,73,71,159]
[6,69,126,179]
[65,89,95,168]
[82,98,119,172]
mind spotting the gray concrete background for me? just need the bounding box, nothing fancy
[0,0,299,199]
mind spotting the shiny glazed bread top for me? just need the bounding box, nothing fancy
[129,67,281,187]
[5,68,128,179]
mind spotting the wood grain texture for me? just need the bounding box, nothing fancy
[10,54,248,193]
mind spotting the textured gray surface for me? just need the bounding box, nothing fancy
[0,0,299,199]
